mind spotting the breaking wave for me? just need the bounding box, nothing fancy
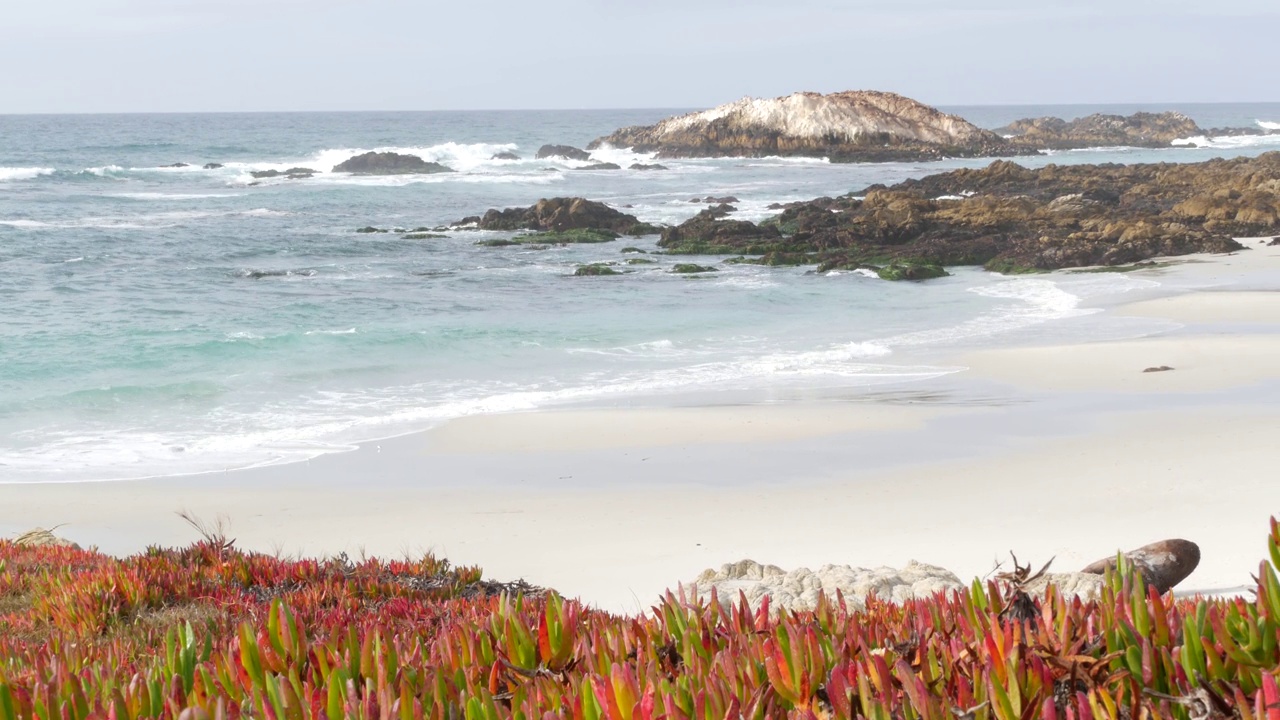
[0,167,54,182]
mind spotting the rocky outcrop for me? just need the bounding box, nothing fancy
[998,112,1203,150]
[490,151,521,161]
[998,112,1277,150]
[579,162,621,171]
[657,152,1280,272]
[1081,539,1200,594]
[535,144,591,161]
[589,91,1023,162]
[457,197,660,235]
[332,152,452,175]
[681,560,964,613]
[203,163,224,170]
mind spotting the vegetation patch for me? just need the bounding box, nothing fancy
[6,518,1280,718]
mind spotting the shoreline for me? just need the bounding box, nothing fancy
[3,245,1279,613]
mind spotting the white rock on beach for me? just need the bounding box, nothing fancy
[678,560,1111,614]
[680,559,965,613]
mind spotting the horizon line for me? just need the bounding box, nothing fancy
[3,99,1280,117]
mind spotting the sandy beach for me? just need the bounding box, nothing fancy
[5,244,1279,613]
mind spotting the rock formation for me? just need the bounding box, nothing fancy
[332,152,452,175]
[657,152,1280,272]
[998,111,1277,150]
[535,144,591,161]
[456,197,660,235]
[998,112,1203,149]
[1081,539,1200,594]
[490,151,522,161]
[589,91,1022,162]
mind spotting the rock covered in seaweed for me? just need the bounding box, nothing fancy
[589,91,1022,162]
[658,152,1280,271]
[333,152,452,175]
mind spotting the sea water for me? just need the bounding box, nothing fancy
[3,104,1279,483]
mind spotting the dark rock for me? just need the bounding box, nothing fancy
[579,162,622,170]
[252,167,318,179]
[589,90,1025,162]
[203,163,224,170]
[535,144,591,161]
[161,163,190,168]
[460,197,646,234]
[671,263,718,274]
[1142,366,1175,373]
[356,227,389,234]
[402,233,448,239]
[629,163,668,170]
[333,152,452,175]
[626,258,656,265]
[620,247,648,254]
[476,228,620,247]
[1081,539,1200,594]
[491,152,522,161]
[1270,237,1280,246]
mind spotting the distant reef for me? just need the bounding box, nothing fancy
[588,91,1024,163]
[996,112,1274,150]
[587,90,1276,162]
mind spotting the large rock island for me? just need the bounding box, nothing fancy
[589,91,1023,163]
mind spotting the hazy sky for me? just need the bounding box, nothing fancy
[2,0,1276,113]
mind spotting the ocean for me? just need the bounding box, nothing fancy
[3,103,1280,484]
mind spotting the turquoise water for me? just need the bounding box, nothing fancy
[3,105,1280,483]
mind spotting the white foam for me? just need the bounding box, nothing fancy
[1257,120,1280,131]
[0,208,284,230]
[885,277,1094,349]
[304,328,357,336]
[1171,133,1280,150]
[109,192,244,200]
[0,167,53,182]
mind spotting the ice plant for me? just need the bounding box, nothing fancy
[5,520,1280,718]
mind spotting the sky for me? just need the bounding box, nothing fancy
[1,0,1276,113]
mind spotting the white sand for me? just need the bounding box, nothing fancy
[960,334,1280,392]
[1116,291,1280,324]
[4,248,1280,613]
[426,403,958,454]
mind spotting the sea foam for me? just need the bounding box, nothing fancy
[0,167,54,182]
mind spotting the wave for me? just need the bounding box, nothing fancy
[1257,120,1280,131]
[109,192,245,200]
[1170,133,1280,150]
[0,208,286,231]
[0,167,54,182]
